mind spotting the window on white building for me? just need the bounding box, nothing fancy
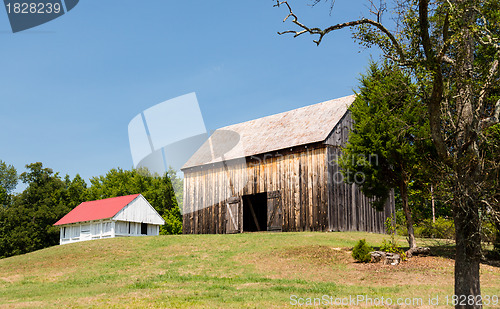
[91,223,101,235]
[81,225,90,236]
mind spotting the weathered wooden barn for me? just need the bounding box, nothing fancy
[181,95,395,234]
[54,194,165,244]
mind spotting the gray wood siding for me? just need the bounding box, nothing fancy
[326,146,394,233]
[324,111,353,147]
[183,146,329,234]
[323,112,394,233]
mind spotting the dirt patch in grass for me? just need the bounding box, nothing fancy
[245,243,500,294]
[242,244,462,290]
[280,245,344,266]
[0,274,22,284]
[0,301,46,308]
[350,255,456,289]
[238,245,353,282]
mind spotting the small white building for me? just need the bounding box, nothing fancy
[54,194,165,244]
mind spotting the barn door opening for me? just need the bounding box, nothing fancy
[242,193,267,232]
[267,191,282,231]
[225,197,241,234]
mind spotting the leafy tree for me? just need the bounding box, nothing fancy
[275,0,500,304]
[407,180,452,223]
[167,167,184,212]
[339,61,432,254]
[0,160,17,206]
[0,163,71,258]
[64,174,88,209]
[0,160,17,194]
[0,187,6,208]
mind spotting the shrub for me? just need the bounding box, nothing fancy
[411,218,497,244]
[494,223,500,257]
[414,217,455,239]
[394,209,408,236]
[493,238,500,259]
[380,239,407,261]
[481,221,497,244]
[381,216,407,260]
[352,239,373,263]
[396,225,408,237]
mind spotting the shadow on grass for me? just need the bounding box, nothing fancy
[410,238,500,267]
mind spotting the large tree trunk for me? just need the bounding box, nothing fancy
[451,3,482,306]
[422,1,482,306]
[453,195,482,309]
[400,177,417,254]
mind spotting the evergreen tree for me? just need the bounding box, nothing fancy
[340,61,432,254]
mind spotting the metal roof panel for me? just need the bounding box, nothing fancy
[54,194,141,225]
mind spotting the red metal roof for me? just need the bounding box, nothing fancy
[54,194,141,226]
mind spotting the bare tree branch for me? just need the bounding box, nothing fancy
[274,1,407,62]
[418,0,434,63]
[480,98,500,130]
[442,55,455,65]
[417,0,449,160]
[365,0,387,23]
[310,0,336,13]
[442,97,457,131]
[437,12,451,62]
[475,15,500,50]
[476,53,499,118]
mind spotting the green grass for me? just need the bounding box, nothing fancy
[0,232,498,308]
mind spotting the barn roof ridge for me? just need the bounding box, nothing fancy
[182,94,355,169]
[219,94,354,131]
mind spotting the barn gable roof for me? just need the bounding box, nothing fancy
[54,194,141,226]
[182,95,355,169]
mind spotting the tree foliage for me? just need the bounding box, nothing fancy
[0,163,74,258]
[64,174,88,209]
[340,61,430,208]
[340,61,432,251]
[0,160,17,194]
[0,160,17,206]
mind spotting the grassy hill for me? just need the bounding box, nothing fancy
[0,232,499,308]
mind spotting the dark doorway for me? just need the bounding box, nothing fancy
[242,193,267,232]
[141,223,148,235]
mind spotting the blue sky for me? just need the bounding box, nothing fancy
[0,0,379,190]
